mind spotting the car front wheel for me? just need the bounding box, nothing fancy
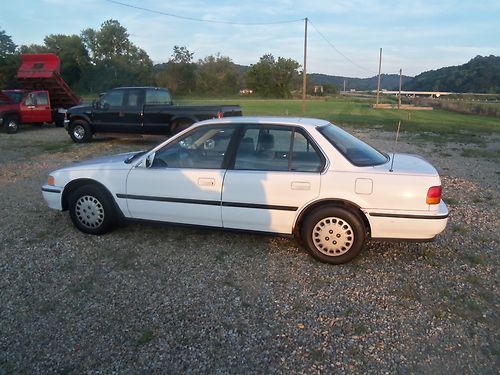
[301,206,366,264]
[68,184,117,234]
[3,116,19,134]
[69,120,92,143]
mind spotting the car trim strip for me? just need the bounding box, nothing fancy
[116,193,298,212]
[41,187,62,193]
[369,212,449,220]
[222,202,298,211]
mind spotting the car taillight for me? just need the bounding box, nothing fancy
[48,175,55,186]
[217,111,223,118]
[426,186,442,205]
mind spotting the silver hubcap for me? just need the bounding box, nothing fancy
[312,216,354,257]
[75,195,104,229]
[73,125,85,140]
[8,121,17,130]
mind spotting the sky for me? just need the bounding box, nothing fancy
[1,0,499,78]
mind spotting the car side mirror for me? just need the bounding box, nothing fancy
[145,152,155,168]
[102,102,110,111]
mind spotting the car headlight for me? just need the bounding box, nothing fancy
[47,175,55,186]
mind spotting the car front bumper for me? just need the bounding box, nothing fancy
[42,185,63,210]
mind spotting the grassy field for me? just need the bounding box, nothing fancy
[180,97,500,144]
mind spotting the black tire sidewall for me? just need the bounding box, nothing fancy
[69,120,92,143]
[301,206,366,264]
[3,116,19,134]
[68,184,116,234]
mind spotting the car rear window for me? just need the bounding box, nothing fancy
[318,124,388,166]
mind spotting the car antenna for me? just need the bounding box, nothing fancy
[389,120,401,172]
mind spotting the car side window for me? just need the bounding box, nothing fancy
[24,93,35,106]
[145,89,172,105]
[35,92,49,106]
[126,90,142,108]
[234,126,323,172]
[152,126,236,169]
[101,90,124,108]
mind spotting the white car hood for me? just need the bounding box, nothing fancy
[58,151,142,172]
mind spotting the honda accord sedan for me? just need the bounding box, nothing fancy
[42,117,449,264]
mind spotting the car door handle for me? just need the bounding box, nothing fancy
[291,181,311,190]
[198,178,215,187]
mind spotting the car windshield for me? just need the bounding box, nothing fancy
[318,124,388,166]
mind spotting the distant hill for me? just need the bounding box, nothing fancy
[307,73,412,91]
[404,55,500,93]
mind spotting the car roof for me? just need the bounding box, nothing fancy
[198,116,331,129]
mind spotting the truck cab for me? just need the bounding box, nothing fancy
[0,89,53,133]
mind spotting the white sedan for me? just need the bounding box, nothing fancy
[42,117,449,264]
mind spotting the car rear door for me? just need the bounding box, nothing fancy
[221,125,324,234]
[124,124,237,226]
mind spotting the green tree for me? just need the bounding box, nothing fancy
[43,34,90,86]
[0,29,19,88]
[156,46,196,95]
[246,54,300,98]
[79,20,154,92]
[195,54,239,96]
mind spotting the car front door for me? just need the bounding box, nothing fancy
[222,125,324,234]
[125,124,237,226]
[92,89,125,131]
[20,92,51,123]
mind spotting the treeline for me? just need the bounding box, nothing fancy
[0,20,305,98]
[405,55,500,94]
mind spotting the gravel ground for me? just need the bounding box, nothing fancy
[0,124,498,374]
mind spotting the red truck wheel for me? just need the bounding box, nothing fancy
[3,116,19,134]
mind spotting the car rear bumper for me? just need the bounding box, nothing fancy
[366,201,449,240]
[42,185,63,210]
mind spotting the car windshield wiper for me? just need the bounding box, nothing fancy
[124,151,147,164]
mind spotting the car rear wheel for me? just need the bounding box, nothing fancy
[69,120,92,143]
[3,116,19,134]
[68,184,117,234]
[301,206,366,264]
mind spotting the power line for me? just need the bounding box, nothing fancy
[308,19,377,75]
[104,0,304,25]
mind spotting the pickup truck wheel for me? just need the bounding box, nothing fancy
[69,120,92,143]
[3,116,19,134]
[68,184,116,234]
[301,206,366,265]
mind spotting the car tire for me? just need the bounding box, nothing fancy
[69,120,92,143]
[301,206,366,264]
[68,184,117,235]
[3,115,19,134]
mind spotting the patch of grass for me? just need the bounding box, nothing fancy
[461,148,500,159]
[452,224,468,235]
[465,254,487,265]
[465,274,482,286]
[444,197,459,206]
[182,98,500,146]
[134,329,156,347]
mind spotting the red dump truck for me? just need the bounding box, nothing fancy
[0,53,81,133]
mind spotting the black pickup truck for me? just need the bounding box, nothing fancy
[64,86,242,143]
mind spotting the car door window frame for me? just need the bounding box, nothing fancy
[229,124,326,172]
[152,125,238,169]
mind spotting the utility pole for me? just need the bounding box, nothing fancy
[376,48,382,107]
[343,79,346,93]
[398,68,402,110]
[302,17,308,115]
